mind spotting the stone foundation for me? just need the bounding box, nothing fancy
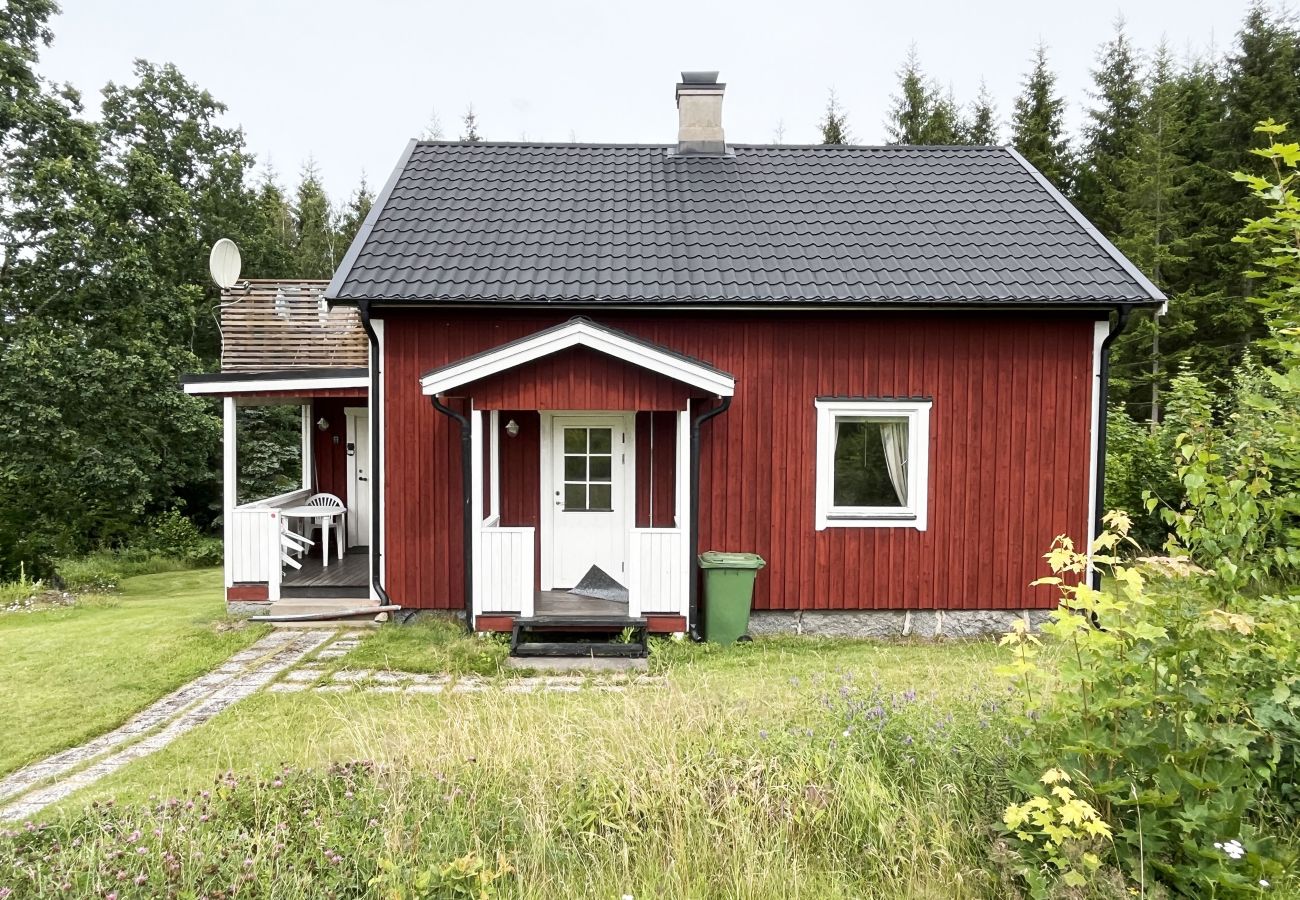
[226,600,272,618]
[747,608,1054,639]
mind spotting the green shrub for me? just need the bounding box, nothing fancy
[1000,513,1299,897]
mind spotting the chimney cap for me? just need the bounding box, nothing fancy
[680,70,720,85]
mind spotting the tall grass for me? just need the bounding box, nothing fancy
[2,669,1024,898]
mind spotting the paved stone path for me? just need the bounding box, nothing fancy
[0,628,664,821]
[0,628,339,821]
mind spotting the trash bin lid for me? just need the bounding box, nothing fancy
[698,551,766,570]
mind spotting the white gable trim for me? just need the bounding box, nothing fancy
[419,319,735,397]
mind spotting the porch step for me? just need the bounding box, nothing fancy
[510,641,646,658]
[281,585,369,599]
[510,616,648,659]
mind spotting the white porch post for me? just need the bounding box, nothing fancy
[676,408,691,617]
[300,403,313,491]
[469,403,484,624]
[222,397,237,589]
[488,410,501,521]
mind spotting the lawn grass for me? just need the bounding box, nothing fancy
[0,568,268,776]
[29,636,1017,898]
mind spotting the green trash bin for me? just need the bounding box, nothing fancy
[698,551,767,644]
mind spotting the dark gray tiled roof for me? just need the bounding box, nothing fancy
[326,142,1163,306]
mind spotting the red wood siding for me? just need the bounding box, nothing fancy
[381,310,1096,612]
[462,347,695,411]
[311,398,364,503]
[497,411,542,585]
[227,584,269,602]
[635,411,677,528]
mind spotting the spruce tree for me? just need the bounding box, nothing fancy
[1011,44,1072,190]
[819,90,850,144]
[1074,19,1144,235]
[964,81,999,145]
[460,106,482,142]
[885,48,962,144]
[290,159,337,279]
[338,174,375,244]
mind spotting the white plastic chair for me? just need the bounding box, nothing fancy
[303,492,346,565]
[280,517,314,570]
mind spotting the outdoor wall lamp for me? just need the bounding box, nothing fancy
[316,417,330,432]
[505,419,520,438]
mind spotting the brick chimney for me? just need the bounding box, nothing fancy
[675,71,726,155]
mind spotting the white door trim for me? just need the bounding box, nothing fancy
[345,407,370,547]
[539,411,636,591]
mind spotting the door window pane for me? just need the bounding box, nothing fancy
[832,419,906,507]
[589,484,612,510]
[589,428,612,453]
[564,456,587,480]
[564,428,586,453]
[564,484,587,510]
[589,455,611,482]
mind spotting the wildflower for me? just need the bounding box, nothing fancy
[271,779,283,788]
[903,689,916,702]
[902,735,914,746]
[842,729,852,737]
[243,858,254,868]
[1213,839,1245,861]
[758,730,768,740]
[0,889,10,899]
[137,846,148,855]
[1261,880,1270,888]
[134,875,147,886]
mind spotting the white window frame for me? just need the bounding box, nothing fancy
[814,399,932,531]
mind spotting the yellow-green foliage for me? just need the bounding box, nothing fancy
[1001,513,1299,897]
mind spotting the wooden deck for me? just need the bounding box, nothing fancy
[282,548,369,597]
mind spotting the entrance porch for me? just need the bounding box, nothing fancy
[421,317,736,634]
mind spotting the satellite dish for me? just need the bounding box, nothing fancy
[209,238,242,289]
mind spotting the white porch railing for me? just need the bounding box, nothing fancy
[478,517,535,615]
[227,488,311,585]
[627,528,686,616]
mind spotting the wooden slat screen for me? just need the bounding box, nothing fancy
[220,280,367,372]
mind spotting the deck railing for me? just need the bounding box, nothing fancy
[478,517,535,616]
[627,528,686,616]
[227,488,311,587]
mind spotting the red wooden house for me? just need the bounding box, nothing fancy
[184,72,1163,640]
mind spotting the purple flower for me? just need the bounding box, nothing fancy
[133,875,147,886]
[902,735,914,746]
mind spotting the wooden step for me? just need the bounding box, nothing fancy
[511,641,646,658]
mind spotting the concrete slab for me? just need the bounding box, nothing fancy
[504,656,649,673]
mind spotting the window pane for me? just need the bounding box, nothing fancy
[564,456,586,480]
[589,483,612,510]
[564,484,587,510]
[589,455,611,482]
[832,419,906,507]
[564,428,586,453]
[589,428,612,453]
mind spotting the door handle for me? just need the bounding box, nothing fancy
[358,475,368,482]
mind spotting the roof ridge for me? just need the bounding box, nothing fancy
[409,140,1011,152]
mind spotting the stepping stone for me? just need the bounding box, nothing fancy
[331,640,361,649]
[503,682,537,693]
[315,684,350,693]
[405,684,444,694]
[406,674,451,685]
[545,684,581,693]
[315,649,347,659]
[284,669,325,683]
[371,671,404,684]
[370,686,402,694]
[332,670,370,682]
[450,682,487,693]
[269,682,306,693]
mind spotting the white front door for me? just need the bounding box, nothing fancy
[346,409,371,547]
[547,415,630,588]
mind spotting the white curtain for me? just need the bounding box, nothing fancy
[878,422,908,505]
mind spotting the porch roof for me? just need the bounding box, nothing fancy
[181,367,368,397]
[419,317,735,398]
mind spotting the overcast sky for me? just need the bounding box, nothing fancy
[39,0,1253,200]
